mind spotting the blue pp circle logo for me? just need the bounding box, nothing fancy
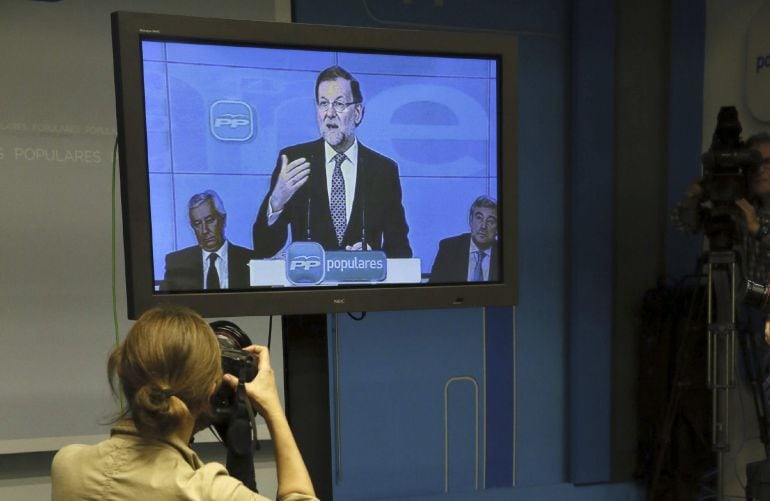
[210,100,255,142]
[286,242,325,285]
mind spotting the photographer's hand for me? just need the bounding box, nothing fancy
[736,198,761,235]
[224,345,282,417]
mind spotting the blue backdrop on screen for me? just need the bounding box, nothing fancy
[143,41,499,282]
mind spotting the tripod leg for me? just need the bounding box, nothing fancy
[709,260,738,501]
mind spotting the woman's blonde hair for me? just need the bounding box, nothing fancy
[108,305,222,437]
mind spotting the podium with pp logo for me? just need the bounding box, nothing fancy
[251,242,421,286]
[286,242,326,285]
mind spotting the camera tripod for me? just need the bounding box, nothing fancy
[707,250,739,501]
[647,246,770,500]
[650,105,770,499]
[705,249,769,500]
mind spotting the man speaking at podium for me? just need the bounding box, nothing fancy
[253,66,412,259]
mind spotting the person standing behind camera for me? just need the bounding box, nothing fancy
[673,132,770,286]
[50,306,317,501]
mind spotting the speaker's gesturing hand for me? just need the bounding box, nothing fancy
[269,155,311,213]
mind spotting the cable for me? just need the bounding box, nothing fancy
[360,0,554,37]
[347,312,366,321]
[111,135,119,347]
[267,315,273,350]
[111,135,124,412]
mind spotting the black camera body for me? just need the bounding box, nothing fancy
[209,320,257,423]
[220,345,257,382]
[701,106,761,203]
[701,106,763,250]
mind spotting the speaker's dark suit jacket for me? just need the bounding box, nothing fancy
[252,139,412,259]
[161,243,253,291]
[429,233,499,283]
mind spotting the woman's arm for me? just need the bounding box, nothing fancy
[224,345,315,499]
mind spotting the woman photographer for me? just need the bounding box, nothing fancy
[51,306,316,501]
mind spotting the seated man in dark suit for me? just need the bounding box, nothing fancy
[252,65,412,259]
[430,195,499,283]
[161,190,253,291]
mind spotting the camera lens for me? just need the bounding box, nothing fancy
[217,333,238,351]
[208,320,257,424]
[745,280,770,313]
[210,320,252,350]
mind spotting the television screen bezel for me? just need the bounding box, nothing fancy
[111,10,518,319]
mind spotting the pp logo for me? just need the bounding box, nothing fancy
[286,242,325,285]
[210,100,255,142]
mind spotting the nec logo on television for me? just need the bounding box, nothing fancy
[286,242,325,285]
[209,100,255,142]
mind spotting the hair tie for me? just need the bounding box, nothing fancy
[161,389,175,399]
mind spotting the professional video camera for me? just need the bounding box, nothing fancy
[700,106,763,250]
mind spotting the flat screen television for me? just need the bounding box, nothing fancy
[111,11,517,319]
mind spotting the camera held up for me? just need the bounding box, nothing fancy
[209,320,258,423]
[207,320,260,491]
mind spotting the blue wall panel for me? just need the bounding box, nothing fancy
[568,0,615,484]
[329,309,485,499]
[293,0,647,499]
[385,481,643,501]
[665,0,706,279]
[485,306,514,488]
[512,29,570,486]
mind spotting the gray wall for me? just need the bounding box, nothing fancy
[0,0,288,498]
